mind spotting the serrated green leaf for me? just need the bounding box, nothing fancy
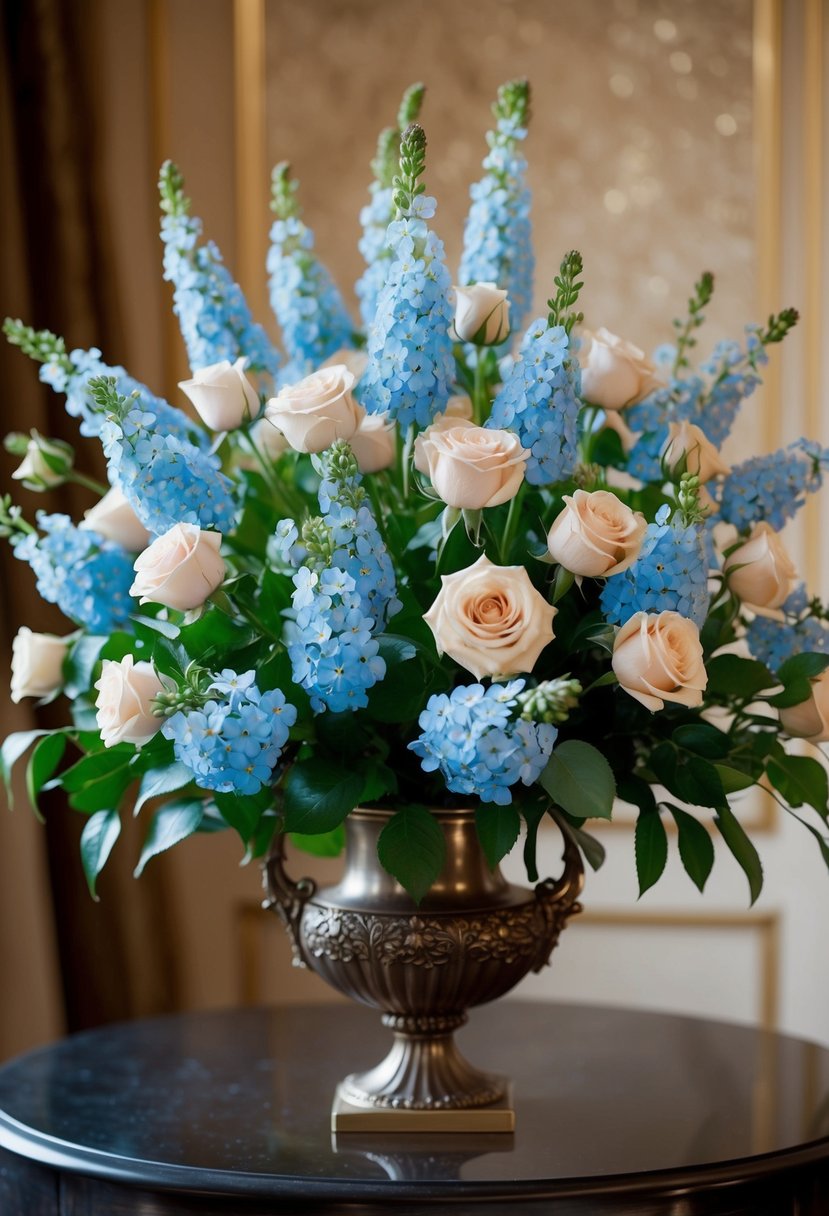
[283,760,363,834]
[767,753,829,819]
[289,824,345,858]
[635,810,668,896]
[666,804,714,892]
[80,809,121,899]
[475,803,521,869]
[715,804,763,904]
[539,740,616,820]
[134,798,204,876]
[377,805,445,904]
[26,732,67,819]
[133,762,194,817]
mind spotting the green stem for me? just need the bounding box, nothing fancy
[67,470,109,497]
[500,483,525,562]
[364,473,391,549]
[401,425,415,503]
[580,406,599,465]
[472,356,488,426]
[237,429,296,518]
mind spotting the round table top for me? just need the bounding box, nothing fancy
[1,1001,828,1203]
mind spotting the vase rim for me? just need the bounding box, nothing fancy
[351,806,476,822]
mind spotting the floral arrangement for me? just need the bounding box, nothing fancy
[3,79,829,905]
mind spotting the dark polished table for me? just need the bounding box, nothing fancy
[1,1001,828,1215]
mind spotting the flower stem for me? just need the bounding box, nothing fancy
[472,355,488,425]
[67,470,109,497]
[500,483,525,562]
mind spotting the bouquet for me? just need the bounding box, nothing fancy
[3,79,828,906]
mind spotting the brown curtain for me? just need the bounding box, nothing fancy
[0,0,179,1053]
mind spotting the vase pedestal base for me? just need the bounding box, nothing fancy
[331,1082,515,1132]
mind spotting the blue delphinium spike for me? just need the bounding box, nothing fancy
[267,162,354,378]
[361,124,455,431]
[601,510,710,629]
[88,377,236,536]
[159,161,281,385]
[719,438,829,531]
[13,513,135,633]
[745,585,829,671]
[459,79,534,335]
[356,83,426,331]
[409,680,557,806]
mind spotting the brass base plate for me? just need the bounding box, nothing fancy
[331,1082,515,1132]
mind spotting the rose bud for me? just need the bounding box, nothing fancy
[661,421,730,483]
[424,553,556,679]
[779,670,829,743]
[349,412,396,475]
[130,523,225,611]
[178,357,261,431]
[421,424,528,510]
[723,522,797,613]
[265,364,362,454]
[95,655,167,748]
[547,490,647,578]
[9,432,74,490]
[579,327,659,411]
[80,487,152,551]
[249,417,290,462]
[452,283,511,346]
[10,627,67,703]
[612,611,707,712]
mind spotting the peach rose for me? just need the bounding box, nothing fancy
[547,490,647,577]
[420,425,528,510]
[580,327,659,411]
[95,655,167,748]
[322,348,369,382]
[445,394,474,420]
[779,671,829,743]
[80,487,152,551]
[612,611,707,711]
[723,523,797,614]
[350,411,396,474]
[130,524,225,611]
[265,365,362,454]
[178,357,261,431]
[661,421,730,483]
[424,553,556,678]
[413,415,476,475]
[11,628,67,703]
[452,283,510,345]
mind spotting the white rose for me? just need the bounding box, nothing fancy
[580,327,659,411]
[445,394,474,420]
[779,671,829,743]
[424,553,556,679]
[452,283,510,346]
[322,348,368,382]
[723,523,797,613]
[350,412,396,474]
[11,436,71,489]
[265,365,362,454]
[421,425,528,510]
[612,611,707,712]
[130,524,225,611]
[80,487,152,551]
[547,490,647,577]
[95,655,166,748]
[178,357,261,432]
[662,421,730,483]
[413,416,476,475]
[10,627,67,703]
[249,416,290,462]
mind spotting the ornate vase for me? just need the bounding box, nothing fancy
[264,808,583,1131]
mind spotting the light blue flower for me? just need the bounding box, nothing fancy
[601,517,709,628]
[719,439,829,531]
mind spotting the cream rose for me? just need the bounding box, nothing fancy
[250,416,290,461]
[11,435,72,489]
[612,611,707,712]
[662,421,730,483]
[452,283,510,345]
[178,358,261,431]
[779,670,829,743]
[95,655,166,748]
[580,327,659,411]
[350,412,396,474]
[445,394,474,420]
[413,415,476,475]
[265,365,362,453]
[424,553,556,678]
[130,524,225,611]
[421,425,528,510]
[723,523,797,613]
[10,628,67,703]
[547,490,647,577]
[322,348,369,382]
[80,487,152,551]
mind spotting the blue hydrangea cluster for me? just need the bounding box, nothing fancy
[626,376,703,483]
[13,513,134,633]
[356,183,395,331]
[458,114,533,335]
[161,210,281,382]
[487,320,580,485]
[600,512,709,629]
[267,215,354,376]
[698,331,765,446]
[96,396,236,537]
[39,346,203,447]
[162,671,296,795]
[361,199,455,431]
[719,439,829,532]
[409,680,557,806]
[745,586,829,672]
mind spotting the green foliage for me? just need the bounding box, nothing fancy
[547,250,584,337]
[283,759,363,835]
[540,740,616,820]
[475,803,521,869]
[393,123,427,217]
[134,799,204,877]
[81,810,121,899]
[377,804,446,904]
[667,805,715,893]
[635,809,668,896]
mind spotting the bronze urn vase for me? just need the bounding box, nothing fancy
[264,808,583,1130]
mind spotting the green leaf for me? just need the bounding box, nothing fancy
[666,804,714,892]
[635,810,668,896]
[80,809,121,899]
[521,801,546,882]
[475,804,521,869]
[715,804,764,904]
[61,749,137,814]
[767,753,829,819]
[548,804,607,871]
[63,635,107,698]
[705,654,775,699]
[376,634,417,666]
[26,732,67,818]
[1,730,53,804]
[617,775,657,815]
[766,678,814,709]
[133,762,194,817]
[283,759,363,835]
[134,798,204,876]
[178,608,257,664]
[289,824,345,858]
[377,805,446,904]
[673,722,731,760]
[214,786,273,844]
[359,762,397,804]
[539,740,616,820]
[777,652,829,684]
[714,764,756,794]
[649,744,727,810]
